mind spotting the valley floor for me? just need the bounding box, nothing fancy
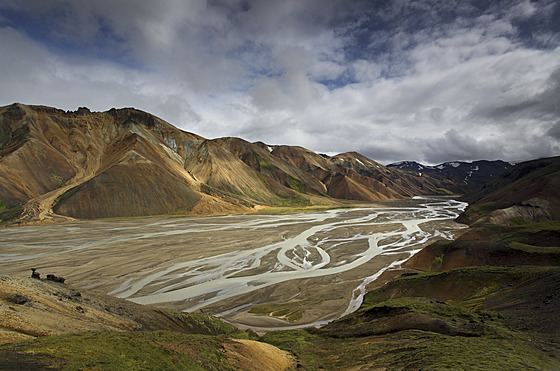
[0,197,466,330]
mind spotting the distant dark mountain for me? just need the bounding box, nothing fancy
[388,160,512,194]
[457,156,560,225]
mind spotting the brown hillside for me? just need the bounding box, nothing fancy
[0,103,474,224]
[216,137,327,195]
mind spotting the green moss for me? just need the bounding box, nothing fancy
[436,187,457,195]
[254,204,353,215]
[166,311,242,337]
[0,199,8,213]
[510,220,560,234]
[255,153,272,170]
[363,266,554,311]
[280,193,311,207]
[1,331,239,370]
[508,241,560,254]
[510,217,531,225]
[430,254,443,270]
[49,170,65,186]
[464,201,510,217]
[0,199,24,223]
[262,328,557,370]
[262,266,560,369]
[261,330,326,368]
[499,221,560,245]
[286,174,306,192]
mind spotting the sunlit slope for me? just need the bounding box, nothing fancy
[1,102,487,223]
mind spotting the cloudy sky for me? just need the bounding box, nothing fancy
[1,0,559,164]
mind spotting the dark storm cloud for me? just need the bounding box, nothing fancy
[0,0,559,164]
[549,122,560,140]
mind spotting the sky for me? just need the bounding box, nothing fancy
[0,0,559,165]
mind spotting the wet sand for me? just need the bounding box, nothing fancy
[0,197,467,329]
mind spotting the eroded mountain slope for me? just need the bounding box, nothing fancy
[0,103,507,224]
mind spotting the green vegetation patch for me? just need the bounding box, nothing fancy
[0,199,9,213]
[249,302,305,322]
[357,296,480,322]
[463,201,511,217]
[436,187,457,195]
[361,266,555,317]
[49,170,66,186]
[501,220,560,238]
[254,204,353,215]
[0,331,239,370]
[0,199,25,224]
[280,192,311,207]
[262,328,557,370]
[497,221,560,250]
[508,241,560,254]
[286,174,306,192]
[262,265,560,369]
[255,153,272,170]
[166,311,250,338]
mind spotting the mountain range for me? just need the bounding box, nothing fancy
[387,159,512,194]
[0,103,512,224]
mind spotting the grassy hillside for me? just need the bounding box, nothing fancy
[261,220,560,369]
[262,266,559,369]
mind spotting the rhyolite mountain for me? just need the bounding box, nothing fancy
[0,103,510,224]
[388,159,513,194]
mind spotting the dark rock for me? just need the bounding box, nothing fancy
[7,293,31,305]
[401,272,419,277]
[46,274,65,284]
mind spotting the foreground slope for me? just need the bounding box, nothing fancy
[0,275,295,370]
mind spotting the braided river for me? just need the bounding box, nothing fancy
[0,196,467,330]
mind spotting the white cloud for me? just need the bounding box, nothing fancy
[0,0,559,165]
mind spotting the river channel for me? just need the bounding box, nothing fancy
[0,197,467,329]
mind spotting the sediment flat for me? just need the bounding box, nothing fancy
[0,197,467,329]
